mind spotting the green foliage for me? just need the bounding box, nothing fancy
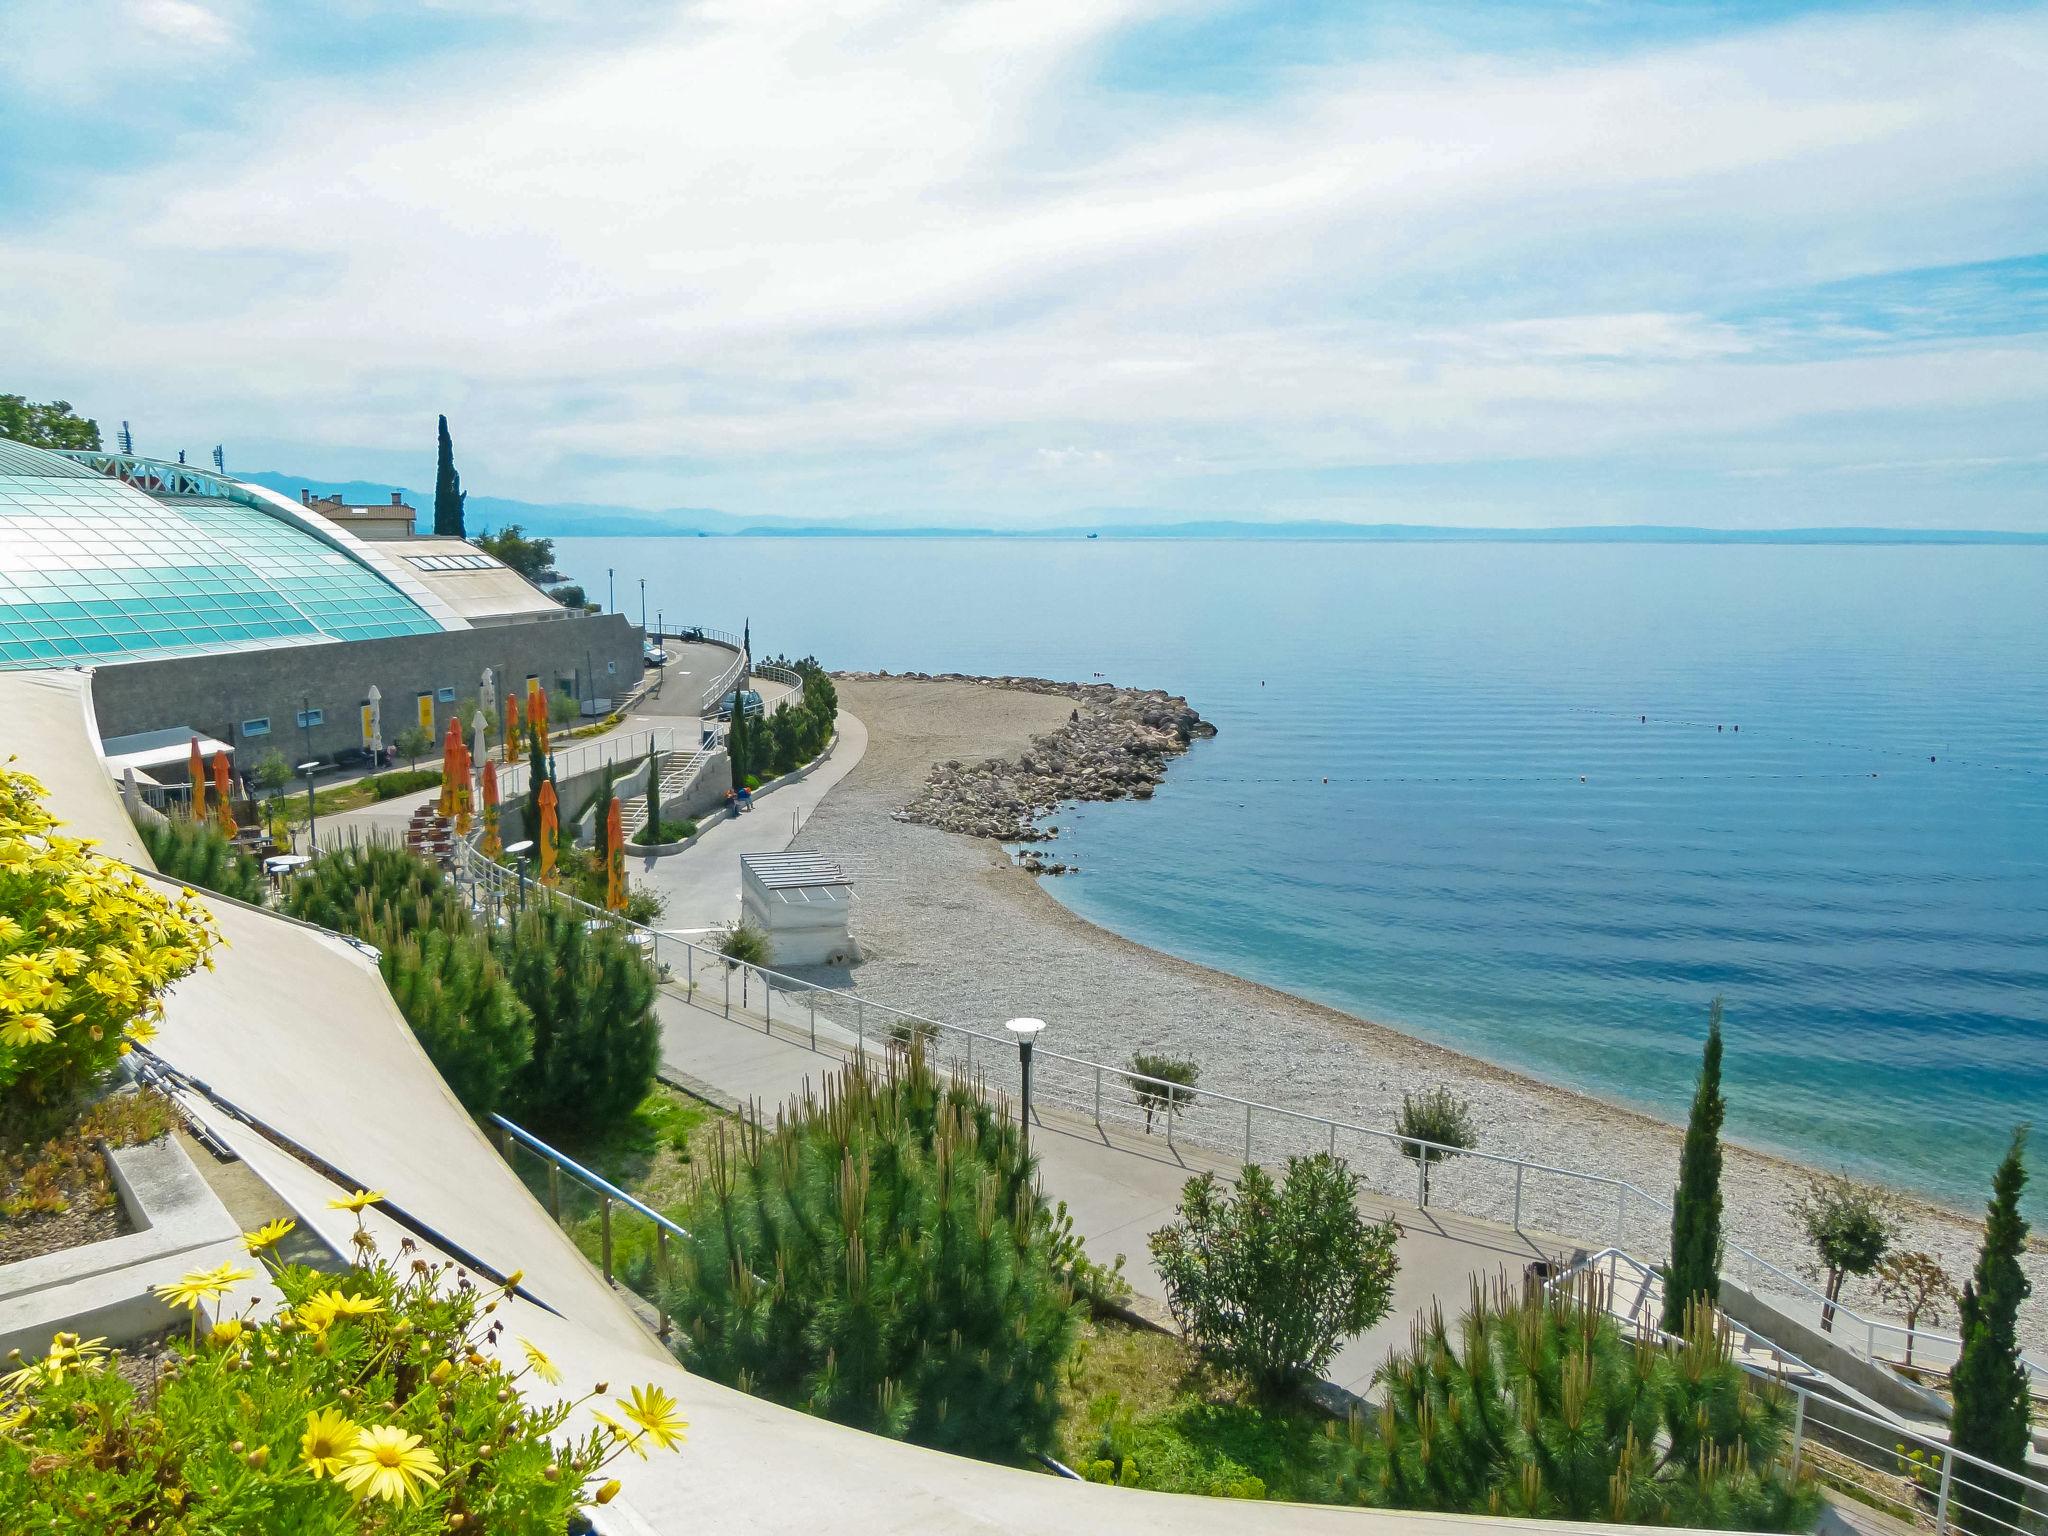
[136,812,267,904]
[360,897,531,1118]
[1796,1171,1897,1329]
[658,1046,1082,1461]
[1150,1155,1400,1399]
[1128,1052,1200,1134]
[0,393,100,449]
[547,583,589,609]
[0,1209,678,1530]
[282,837,460,934]
[1367,1279,1818,1530]
[252,749,294,794]
[718,921,772,965]
[433,411,466,537]
[393,724,434,770]
[634,817,697,846]
[1,768,217,1135]
[498,904,659,1134]
[1393,1084,1477,1204]
[473,523,556,582]
[370,768,444,801]
[1665,997,1727,1331]
[750,659,839,779]
[1948,1128,2033,1536]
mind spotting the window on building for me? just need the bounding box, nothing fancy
[242,717,271,737]
[436,686,456,702]
[295,707,325,728]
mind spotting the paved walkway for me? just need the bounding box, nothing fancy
[654,983,1576,1399]
[633,712,869,935]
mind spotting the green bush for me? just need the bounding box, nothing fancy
[282,837,461,934]
[634,817,697,846]
[0,1200,681,1530]
[370,768,443,801]
[1150,1155,1399,1400]
[1394,1083,1477,1204]
[718,921,772,965]
[1128,1052,1199,1134]
[498,904,659,1134]
[136,812,268,904]
[362,899,532,1118]
[1365,1279,1818,1528]
[658,1045,1082,1462]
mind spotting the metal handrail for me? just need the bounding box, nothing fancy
[490,1113,689,1243]
[448,838,2045,1391]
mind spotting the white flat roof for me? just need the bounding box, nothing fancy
[741,851,851,890]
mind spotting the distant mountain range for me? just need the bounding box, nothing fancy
[241,472,2048,545]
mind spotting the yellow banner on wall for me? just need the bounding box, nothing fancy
[361,704,377,749]
[417,692,435,734]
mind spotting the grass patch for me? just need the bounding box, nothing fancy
[1055,1317,1355,1502]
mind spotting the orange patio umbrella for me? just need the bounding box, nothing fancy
[438,717,463,819]
[187,735,206,818]
[452,733,473,835]
[211,750,237,840]
[480,760,502,860]
[529,680,551,754]
[536,779,559,886]
[504,690,523,766]
[604,794,626,911]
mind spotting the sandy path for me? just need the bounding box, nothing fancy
[795,677,2044,1358]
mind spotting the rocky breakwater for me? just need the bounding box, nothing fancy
[842,672,1215,847]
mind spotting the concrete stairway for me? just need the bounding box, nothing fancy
[1590,1255,1829,1389]
[621,748,714,838]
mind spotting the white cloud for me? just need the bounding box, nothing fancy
[2,1,2046,523]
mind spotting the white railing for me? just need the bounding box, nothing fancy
[446,838,2045,1396]
[498,727,690,799]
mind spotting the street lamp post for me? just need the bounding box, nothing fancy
[505,839,534,915]
[607,568,615,613]
[296,761,321,852]
[639,577,647,633]
[1005,1018,1047,1159]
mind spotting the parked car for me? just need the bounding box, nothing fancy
[715,688,764,719]
[643,644,667,666]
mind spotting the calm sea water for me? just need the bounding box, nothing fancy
[558,537,2048,1216]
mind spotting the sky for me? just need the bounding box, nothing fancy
[2,0,2046,529]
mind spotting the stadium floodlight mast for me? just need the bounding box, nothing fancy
[1005,1018,1048,1158]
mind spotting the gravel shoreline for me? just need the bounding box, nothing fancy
[796,675,2044,1358]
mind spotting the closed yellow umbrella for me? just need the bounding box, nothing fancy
[481,761,502,859]
[438,718,462,819]
[537,779,559,886]
[504,690,523,766]
[604,795,626,911]
[211,751,237,840]
[452,732,473,835]
[187,735,206,819]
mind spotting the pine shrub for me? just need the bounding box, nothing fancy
[358,896,531,1118]
[658,1045,1082,1461]
[497,905,658,1134]
[136,813,267,904]
[1366,1276,1818,1529]
[281,837,462,933]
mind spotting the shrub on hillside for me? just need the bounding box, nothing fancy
[658,1046,1082,1461]
[1363,1278,1818,1529]
[136,812,268,904]
[1,766,218,1135]
[282,837,461,934]
[362,900,532,1118]
[498,904,659,1133]
[0,1198,682,1529]
[1151,1155,1399,1400]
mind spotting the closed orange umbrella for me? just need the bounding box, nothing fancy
[187,735,206,818]
[530,680,551,754]
[604,795,626,910]
[211,751,237,840]
[481,761,502,859]
[438,717,463,818]
[537,779,559,886]
[452,732,473,835]
[504,690,523,766]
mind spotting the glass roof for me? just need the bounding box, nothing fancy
[0,439,444,669]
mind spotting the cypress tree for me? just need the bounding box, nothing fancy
[1948,1127,2032,1536]
[726,705,747,786]
[1662,997,1727,1332]
[433,413,466,537]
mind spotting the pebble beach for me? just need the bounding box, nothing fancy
[793,674,2046,1358]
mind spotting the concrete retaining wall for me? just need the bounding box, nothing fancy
[90,611,644,764]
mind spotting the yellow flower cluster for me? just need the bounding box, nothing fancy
[0,765,219,1087]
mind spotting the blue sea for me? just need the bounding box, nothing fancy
[557,537,2048,1217]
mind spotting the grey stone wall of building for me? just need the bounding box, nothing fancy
[88,613,644,763]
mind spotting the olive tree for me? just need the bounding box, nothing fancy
[1127,1052,1199,1134]
[1150,1154,1399,1399]
[1394,1084,1477,1206]
[1796,1172,1896,1331]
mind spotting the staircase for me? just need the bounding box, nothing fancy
[1567,1252,1828,1389]
[620,749,714,839]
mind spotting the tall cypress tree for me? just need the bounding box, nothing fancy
[433,413,467,537]
[1662,997,1727,1332]
[1948,1127,2032,1536]
[726,705,747,786]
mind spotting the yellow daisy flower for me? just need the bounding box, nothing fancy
[591,1409,649,1459]
[207,1318,249,1348]
[0,1013,55,1048]
[300,1407,360,1479]
[241,1217,296,1253]
[518,1336,562,1385]
[328,1189,386,1212]
[152,1264,251,1312]
[335,1424,443,1505]
[615,1383,688,1452]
